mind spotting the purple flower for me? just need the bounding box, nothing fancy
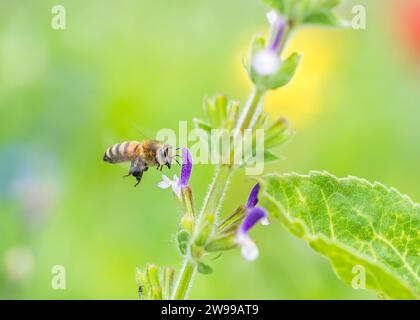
[246,183,260,209]
[158,148,192,198]
[179,148,192,187]
[236,184,269,261]
[269,13,287,52]
[239,207,267,233]
[252,11,287,76]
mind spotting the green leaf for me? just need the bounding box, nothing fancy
[193,118,212,134]
[303,10,342,27]
[263,150,282,163]
[260,171,420,299]
[247,36,266,73]
[263,0,345,27]
[251,52,302,91]
[197,262,213,274]
[262,0,287,13]
[177,230,191,255]
[272,52,302,88]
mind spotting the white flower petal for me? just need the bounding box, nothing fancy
[241,239,259,261]
[236,233,259,261]
[266,10,280,25]
[252,49,280,76]
[157,181,171,189]
[260,217,270,226]
[172,183,182,199]
[157,175,171,189]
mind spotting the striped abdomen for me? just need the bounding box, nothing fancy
[103,141,140,163]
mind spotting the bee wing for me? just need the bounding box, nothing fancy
[130,121,156,141]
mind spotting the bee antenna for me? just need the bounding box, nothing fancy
[174,159,181,165]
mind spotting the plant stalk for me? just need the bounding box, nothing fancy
[171,259,195,300]
[171,20,292,300]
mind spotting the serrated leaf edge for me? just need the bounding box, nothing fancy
[258,171,420,299]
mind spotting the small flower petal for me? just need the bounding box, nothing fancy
[260,216,270,226]
[252,49,281,76]
[266,10,280,26]
[172,183,182,199]
[180,148,192,187]
[270,17,287,51]
[158,174,182,199]
[236,233,259,261]
[240,207,267,234]
[246,183,260,209]
[157,175,172,189]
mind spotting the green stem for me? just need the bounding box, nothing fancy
[171,21,293,300]
[171,165,233,299]
[236,87,265,131]
[180,186,195,233]
[170,89,262,299]
[172,259,195,300]
[197,165,233,224]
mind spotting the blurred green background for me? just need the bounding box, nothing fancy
[1,0,419,299]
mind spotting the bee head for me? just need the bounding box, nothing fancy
[157,144,173,168]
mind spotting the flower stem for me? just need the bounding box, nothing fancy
[171,165,232,299]
[172,259,195,300]
[198,165,233,224]
[171,88,263,298]
[171,19,293,300]
[236,87,265,131]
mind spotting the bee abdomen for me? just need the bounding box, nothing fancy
[103,141,139,163]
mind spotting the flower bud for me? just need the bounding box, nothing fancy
[194,213,215,246]
[162,267,175,300]
[217,205,246,234]
[204,94,229,127]
[180,214,194,234]
[264,117,291,148]
[146,264,162,300]
[205,232,237,252]
[193,118,212,134]
[252,49,281,76]
[224,100,240,130]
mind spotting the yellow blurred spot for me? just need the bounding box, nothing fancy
[235,28,343,129]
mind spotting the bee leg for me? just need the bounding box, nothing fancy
[166,163,171,169]
[123,173,131,178]
[128,159,145,187]
[133,170,143,187]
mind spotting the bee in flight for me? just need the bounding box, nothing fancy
[103,140,177,186]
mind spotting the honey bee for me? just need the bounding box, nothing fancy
[103,140,175,186]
